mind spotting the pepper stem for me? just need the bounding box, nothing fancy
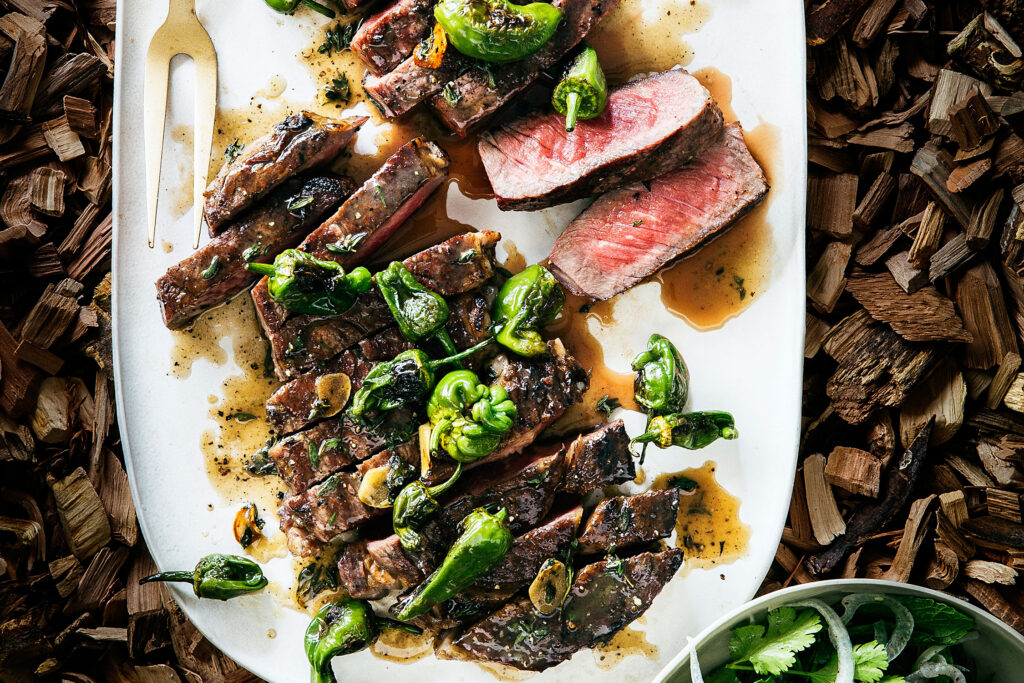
[427,462,462,497]
[429,417,453,454]
[301,0,336,17]
[380,618,424,635]
[434,329,462,368]
[139,571,194,585]
[246,262,277,277]
[565,91,581,132]
[427,338,493,370]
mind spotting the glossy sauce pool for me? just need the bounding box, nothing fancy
[172,0,764,662]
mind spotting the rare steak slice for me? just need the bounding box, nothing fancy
[256,230,498,380]
[577,490,680,553]
[204,112,365,233]
[426,0,621,137]
[548,122,769,301]
[156,175,353,330]
[444,549,684,671]
[559,420,634,495]
[477,69,724,210]
[351,0,436,76]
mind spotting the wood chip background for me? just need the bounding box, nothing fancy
[2,0,1024,680]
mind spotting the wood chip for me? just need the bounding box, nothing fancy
[808,242,852,313]
[70,545,129,614]
[50,466,111,560]
[946,157,992,193]
[1004,373,1024,413]
[48,554,84,598]
[963,515,1024,550]
[825,446,882,497]
[883,494,937,582]
[1004,91,1024,138]
[954,262,1019,369]
[847,122,915,152]
[852,0,901,47]
[855,224,904,266]
[923,542,959,590]
[28,166,65,217]
[929,233,979,282]
[41,115,84,161]
[965,559,1017,585]
[964,580,1024,633]
[886,250,929,293]
[807,0,873,46]
[99,448,137,546]
[968,187,1005,249]
[947,85,1002,150]
[808,173,859,237]
[853,172,897,230]
[846,270,971,342]
[947,13,1024,91]
[988,352,1023,409]
[63,95,97,138]
[909,202,946,267]
[928,69,993,137]
[805,312,831,359]
[0,13,47,145]
[899,358,966,446]
[987,488,1024,523]
[910,145,975,229]
[804,453,847,545]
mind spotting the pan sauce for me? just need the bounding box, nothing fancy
[169,0,761,667]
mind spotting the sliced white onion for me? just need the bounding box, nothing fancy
[839,593,914,661]
[792,599,854,683]
[688,636,704,683]
[912,645,947,670]
[906,661,967,683]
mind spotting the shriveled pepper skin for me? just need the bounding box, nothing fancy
[138,553,267,601]
[493,265,565,357]
[263,0,336,18]
[427,370,517,462]
[247,249,371,315]
[631,411,738,450]
[392,507,513,620]
[434,0,563,63]
[392,464,463,551]
[552,45,608,131]
[632,334,690,416]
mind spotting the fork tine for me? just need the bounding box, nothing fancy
[192,50,218,249]
[144,49,170,249]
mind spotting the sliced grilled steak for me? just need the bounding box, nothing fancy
[422,339,588,485]
[444,549,683,671]
[426,0,620,137]
[204,113,365,233]
[269,417,389,495]
[279,345,583,554]
[351,0,436,76]
[478,70,724,210]
[362,50,468,119]
[265,289,491,435]
[366,535,423,587]
[256,230,499,379]
[299,138,450,262]
[477,506,582,590]
[156,175,352,330]
[549,122,769,300]
[337,540,399,600]
[577,490,679,554]
[559,420,633,495]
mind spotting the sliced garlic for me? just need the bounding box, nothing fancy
[358,466,393,509]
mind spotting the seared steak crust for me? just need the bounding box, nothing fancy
[362,50,468,119]
[427,0,621,137]
[447,550,684,671]
[577,489,680,553]
[268,417,388,495]
[548,122,769,301]
[477,507,582,589]
[156,175,352,330]
[351,0,436,76]
[478,70,724,210]
[559,420,634,495]
[203,113,365,233]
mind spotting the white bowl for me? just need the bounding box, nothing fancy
[655,579,1024,682]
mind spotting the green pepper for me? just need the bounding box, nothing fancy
[375,262,460,358]
[347,340,492,423]
[427,370,517,463]
[248,250,372,316]
[434,0,563,63]
[632,334,690,416]
[305,599,421,683]
[264,0,336,18]
[631,411,738,450]
[139,553,267,601]
[392,463,463,552]
[552,45,608,132]
[392,507,513,621]
[492,265,565,357]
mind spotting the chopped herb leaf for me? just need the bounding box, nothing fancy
[442,81,461,105]
[458,249,477,263]
[324,72,351,103]
[224,139,243,162]
[318,22,359,57]
[325,231,367,255]
[328,511,337,526]
[307,438,320,470]
[617,505,632,533]
[733,275,747,300]
[633,219,644,227]
[596,395,621,415]
[201,256,221,279]
[245,445,277,475]
[318,474,340,496]
[508,619,549,646]
[668,475,699,491]
[726,606,821,676]
[228,412,258,423]
[374,184,387,207]
[288,195,315,215]
[578,303,591,314]
[526,471,549,486]
[242,243,263,262]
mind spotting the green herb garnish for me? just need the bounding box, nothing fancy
[201,256,221,279]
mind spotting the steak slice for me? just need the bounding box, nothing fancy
[577,490,679,554]
[548,122,769,301]
[366,535,423,587]
[477,506,582,590]
[362,49,468,119]
[156,175,353,330]
[203,113,365,233]
[337,540,401,600]
[264,290,489,435]
[444,549,684,671]
[256,230,499,379]
[426,0,620,137]
[478,70,724,210]
[268,417,389,495]
[559,420,633,495]
[351,0,436,76]
[298,138,450,262]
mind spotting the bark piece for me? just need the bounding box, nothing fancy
[804,453,847,545]
[51,466,111,560]
[807,0,873,46]
[846,271,970,342]
[947,13,1024,91]
[963,515,1024,549]
[954,261,1019,369]
[825,446,882,497]
[853,0,900,47]
[964,580,1024,633]
[808,242,852,313]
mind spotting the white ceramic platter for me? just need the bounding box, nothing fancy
[112,1,807,681]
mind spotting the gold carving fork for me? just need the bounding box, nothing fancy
[145,0,217,249]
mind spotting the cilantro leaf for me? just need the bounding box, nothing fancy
[895,596,973,646]
[807,641,891,683]
[728,607,822,675]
